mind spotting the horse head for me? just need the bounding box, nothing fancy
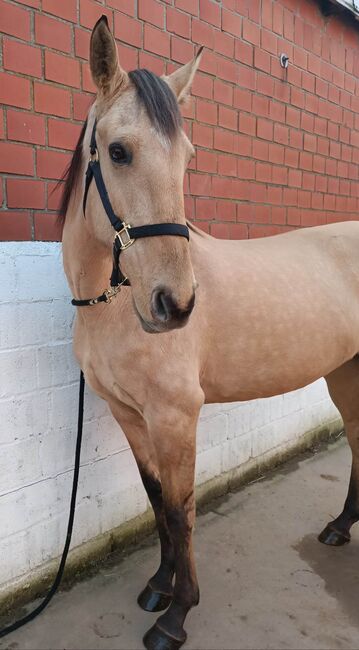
[83,16,202,332]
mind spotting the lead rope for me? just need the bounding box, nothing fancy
[0,371,85,639]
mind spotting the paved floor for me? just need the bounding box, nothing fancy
[1,438,359,650]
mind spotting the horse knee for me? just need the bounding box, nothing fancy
[145,386,204,433]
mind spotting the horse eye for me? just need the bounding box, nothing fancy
[109,142,132,165]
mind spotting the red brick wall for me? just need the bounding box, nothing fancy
[0,0,359,241]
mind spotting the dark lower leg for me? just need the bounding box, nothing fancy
[138,469,175,611]
[319,462,359,545]
[144,493,199,649]
[107,403,175,612]
[143,400,202,648]
[320,362,359,547]
[161,502,199,626]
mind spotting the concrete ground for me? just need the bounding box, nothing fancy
[1,437,359,650]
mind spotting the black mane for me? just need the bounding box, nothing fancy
[59,70,181,220]
[58,119,87,220]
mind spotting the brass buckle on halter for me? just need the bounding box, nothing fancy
[116,223,135,250]
[89,149,98,163]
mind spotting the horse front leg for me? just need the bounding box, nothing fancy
[143,397,202,650]
[137,468,175,612]
[109,400,174,611]
[319,357,359,545]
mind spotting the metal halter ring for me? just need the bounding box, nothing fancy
[115,223,135,250]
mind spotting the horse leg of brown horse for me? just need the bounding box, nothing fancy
[142,398,202,650]
[109,400,175,611]
[319,356,359,545]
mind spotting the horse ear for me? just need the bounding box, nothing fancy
[90,15,127,96]
[164,47,203,104]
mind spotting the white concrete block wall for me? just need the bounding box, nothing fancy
[0,242,340,597]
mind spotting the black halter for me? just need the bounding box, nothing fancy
[71,120,190,307]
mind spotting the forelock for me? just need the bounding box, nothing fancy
[128,69,182,140]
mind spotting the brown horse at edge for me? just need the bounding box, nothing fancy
[62,17,359,650]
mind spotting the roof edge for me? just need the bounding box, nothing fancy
[329,0,359,18]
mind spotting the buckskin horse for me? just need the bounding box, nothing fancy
[61,16,359,650]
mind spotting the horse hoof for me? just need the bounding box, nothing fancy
[143,623,186,650]
[318,524,350,546]
[138,585,172,613]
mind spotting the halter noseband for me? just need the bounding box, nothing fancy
[71,119,190,307]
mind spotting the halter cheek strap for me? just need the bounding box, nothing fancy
[72,119,190,307]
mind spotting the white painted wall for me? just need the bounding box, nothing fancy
[0,242,340,598]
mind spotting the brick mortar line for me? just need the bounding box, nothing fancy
[1,35,358,107]
[4,116,359,147]
[0,343,73,355]
[25,128,357,154]
[1,174,358,197]
[0,446,131,501]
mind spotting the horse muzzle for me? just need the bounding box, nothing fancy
[134,287,195,333]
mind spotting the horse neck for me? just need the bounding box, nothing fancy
[62,200,113,302]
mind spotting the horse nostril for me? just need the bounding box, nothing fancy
[151,288,195,323]
[151,289,173,322]
[153,290,170,322]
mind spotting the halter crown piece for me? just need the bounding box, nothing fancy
[71,119,190,307]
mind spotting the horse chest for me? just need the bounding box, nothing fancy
[74,318,162,409]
